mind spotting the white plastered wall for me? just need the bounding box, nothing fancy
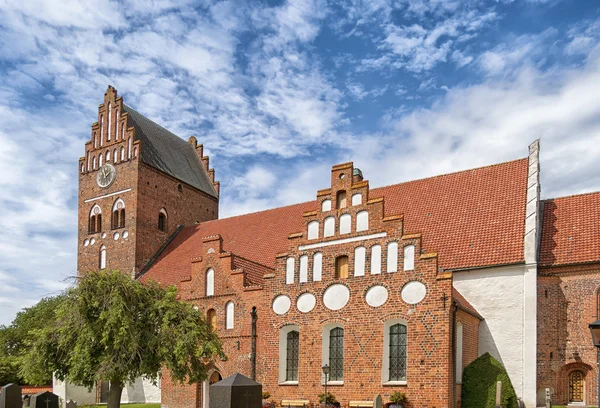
[53,376,161,405]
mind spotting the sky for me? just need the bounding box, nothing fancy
[1,0,600,326]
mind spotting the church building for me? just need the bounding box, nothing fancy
[68,86,600,408]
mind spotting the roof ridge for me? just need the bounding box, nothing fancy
[543,190,600,202]
[123,104,188,146]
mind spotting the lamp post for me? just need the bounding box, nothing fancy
[589,319,600,407]
[322,364,330,408]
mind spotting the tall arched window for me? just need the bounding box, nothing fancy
[324,217,335,237]
[339,214,351,234]
[113,148,117,163]
[158,208,167,231]
[111,199,125,229]
[388,323,407,381]
[336,190,347,209]
[87,151,90,171]
[225,302,234,329]
[207,309,216,330]
[356,211,369,232]
[120,146,125,161]
[92,156,97,170]
[329,327,344,381]
[299,255,308,283]
[404,245,415,271]
[387,242,398,273]
[354,246,366,276]
[107,103,112,141]
[371,245,382,274]
[286,330,299,381]
[128,137,132,158]
[313,252,322,282]
[99,245,107,270]
[351,193,362,206]
[321,199,332,212]
[89,204,102,233]
[286,257,295,285]
[335,256,349,279]
[99,154,103,167]
[307,221,319,240]
[99,115,104,146]
[106,150,110,162]
[206,268,214,297]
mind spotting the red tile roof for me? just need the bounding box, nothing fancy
[453,288,483,320]
[540,192,600,267]
[141,158,529,287]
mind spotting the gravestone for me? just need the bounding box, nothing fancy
[65,400,77,408]
[0,384,22,408]
[30,391,59,408]
[209,373,261,408]
[373,394,382,408]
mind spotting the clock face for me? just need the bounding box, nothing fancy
[96,164,117,188]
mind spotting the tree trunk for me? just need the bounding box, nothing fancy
[107,380,123,408]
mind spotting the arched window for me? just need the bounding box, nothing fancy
[354,246,366,276]
[286,330,299,381]
[313,253,322,281]
[99,154,103,167]
[324,217,335,237]
[329,327,344,381]
[87,151,90,171]
[569,370,585,403]
[99,245,107,270]
[133,146,138,157]
[120,146,125,161]
[404,245,415,271]
[371,245,382,274]
[207,309,216,330]
[107,103,112,141]
[89,204,102,233]
[99,115,104,146]
[81,163,85,173]
[336,190,347,209]
[307,221,319,240]
[299,255,308,283]
[158,208,167,231]
[92,156,97,170]
[93,132,97,149]
[356,211,369,232]
[335,255,349,279]
[286,257,295,284]
[388,323,407,381]
[113,148,117,163]
[387,242,398,273]
[106,150,110,162]
[339,214,351,234]
[321,199,332,212]
[225,301,234,329]
[121,123,125,141]
[351,193,362,206]
[206,268,214,297]
[111,199,125,229]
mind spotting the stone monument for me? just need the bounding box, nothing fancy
[30,391,59,408]
[0,384,22,408]
[209,373,261,408]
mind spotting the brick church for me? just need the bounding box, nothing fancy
[68,86,600,407]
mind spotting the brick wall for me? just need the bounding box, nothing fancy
[537,263,600,406]
[455,310,480,408]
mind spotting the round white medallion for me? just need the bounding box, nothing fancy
[272,295,291,315]
[323,284,350,311]
[122,230,129,239]
[193,305,199,310]
[296,293,316,313]
[401,281,427,305]
[83,239,89,247]
[90,238,96,245]
[365,285,388,307]
[113,232,120,240]
[101,232,106,239]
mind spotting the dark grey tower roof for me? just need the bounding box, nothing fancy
[123,105,217,198]
[211,373,261,387]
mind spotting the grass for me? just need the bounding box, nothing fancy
[82,404,160,408]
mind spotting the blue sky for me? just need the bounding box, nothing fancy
[1,0,600,325]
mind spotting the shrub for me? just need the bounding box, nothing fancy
[318,392,338,404]
[389,392,407,404]
[262,391,271,400]
[461,352,518,408]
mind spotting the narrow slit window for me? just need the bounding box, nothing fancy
[336,190,347,209]
[335,256,349,279]
[387,242,398,273]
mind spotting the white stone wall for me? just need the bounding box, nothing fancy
[53,376,160,406]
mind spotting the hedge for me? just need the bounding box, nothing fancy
[461,352,518,408]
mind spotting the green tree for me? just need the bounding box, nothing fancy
[21,270,223,408]
[0,295,65,385]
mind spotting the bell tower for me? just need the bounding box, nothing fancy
[77,86,220,277]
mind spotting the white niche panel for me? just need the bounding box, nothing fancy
[365,285,388,307]
[401,281,427,305]
[323,284,350,311]
[272,295,291,315]
[297,293,316,313]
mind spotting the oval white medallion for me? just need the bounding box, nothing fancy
[90,238,96,245]
[365,285,388,307]
[323,284,350,311]
[401,281,427,305]
[83,239,89,247]
[122,230,129,239]
[297,293,316,313]
[101,232,107,239]
[113,232,120,240]
[272,295,291,315]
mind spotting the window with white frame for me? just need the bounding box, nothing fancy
[299,255,308,283]
[356,211,369,232]
[351,193,362,206]
[313,253,322,281]
[387,242,398,273]
[324,216,335,237]
[339,214,351,234]
[322,323,345,383]
[206,268,214,296]
[99,245,107,270]
[354,246,366,276]
[279,324,300,384]
[371,245,382,274]
[286,257,295,284]
[382,319,407,383]
[225,301,234,329]
[307,221,319,240]
[404,245,415,271]
[322,199,332,212]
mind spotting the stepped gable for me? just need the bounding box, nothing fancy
[123,104,217,197]
[540,191,600,267]
[140,158,529,287]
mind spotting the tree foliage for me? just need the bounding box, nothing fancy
[0,295,65,385]
[461,352,518,408]
[21,270,223,408]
